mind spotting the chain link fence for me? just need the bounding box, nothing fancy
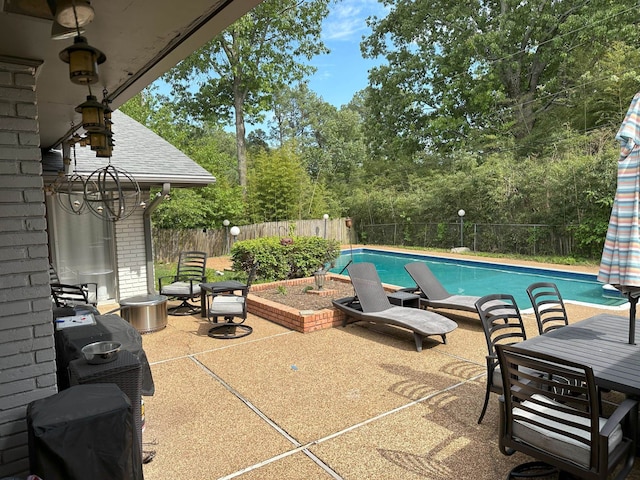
[358,222,575,257]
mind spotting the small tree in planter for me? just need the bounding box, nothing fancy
[231,236,340,282]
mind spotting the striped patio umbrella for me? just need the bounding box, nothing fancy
[598,92,640,344]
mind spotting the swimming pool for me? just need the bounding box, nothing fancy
[329,248,627,309]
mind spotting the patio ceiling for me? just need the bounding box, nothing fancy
[0,0,262,150]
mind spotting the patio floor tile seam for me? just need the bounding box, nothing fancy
[146,330,297,366]
[188,351,487,480]
[188,355,345,480]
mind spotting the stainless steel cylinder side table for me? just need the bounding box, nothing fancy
[120,294,168,333]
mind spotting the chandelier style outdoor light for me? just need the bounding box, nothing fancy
[83,164,141,222]
[54,141,92,215]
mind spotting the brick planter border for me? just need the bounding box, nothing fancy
[247,274,351,333]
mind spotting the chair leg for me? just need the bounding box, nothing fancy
[413,333,423,352]
[478,383,491,424]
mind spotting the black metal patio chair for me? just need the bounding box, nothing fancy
[159,251,207,316]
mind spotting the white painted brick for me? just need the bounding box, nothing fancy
[0,102,13,116]
[16,103,37,119]
[0,132,17,144]
[18,132,39,146]
[0,71,11,85]
[36,373,56,388]
[14,73,35,88]
[0,87,36,104]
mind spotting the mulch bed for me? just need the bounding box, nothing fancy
[251,279,356,311]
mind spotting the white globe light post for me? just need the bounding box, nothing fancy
[457,209,466,247]
[223,219,230,253]
[229,226,240,249]
[323,213,329,239]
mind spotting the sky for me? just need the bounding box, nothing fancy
[152,0,389,129]
[305,0,388,108]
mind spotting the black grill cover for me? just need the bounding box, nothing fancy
[27,383,143,480]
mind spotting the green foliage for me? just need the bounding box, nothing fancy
[163,0,332,187]
[246,143,317,222]
[361,0,638,158]
[231,236,340,281]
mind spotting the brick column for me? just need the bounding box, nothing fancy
[115,199,150,300]
[0,57,55,477]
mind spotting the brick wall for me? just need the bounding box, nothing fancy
[115,201,150,300]
[0,57,56,477]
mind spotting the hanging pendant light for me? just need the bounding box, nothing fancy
[59,35,106,85]
[52,0,95,28]
[84,164,141,221]
[89,130,109,151]
[75,95,105,131]
[95,133,114,157]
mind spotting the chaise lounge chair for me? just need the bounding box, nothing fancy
[332,262,458,352]
[404,262,480,313]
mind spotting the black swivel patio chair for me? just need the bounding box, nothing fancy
[475,293,527,424]
[159,251,207,316]
[206,263,258,339]
[526,282,569,335]
[496,344,637,480]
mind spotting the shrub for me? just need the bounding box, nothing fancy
[231,236,341,281]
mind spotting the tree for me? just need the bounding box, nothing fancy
[362,0,639,158]
[267,83,366,197]
[163,0,332,191]
[246,143,314,222]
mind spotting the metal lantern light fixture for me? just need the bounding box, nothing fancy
[84,164,141,221]
[313,269,326,290]
[59,35,106,85]
[75,95,105,131]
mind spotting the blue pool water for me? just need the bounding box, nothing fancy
[329,249,627,309]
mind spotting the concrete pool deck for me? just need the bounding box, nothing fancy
[120,249,640,479]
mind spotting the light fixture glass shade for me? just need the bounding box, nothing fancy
[75,95,104,131]
[59,36,106,85]
[95,143,112,158]
[314,270,326,290]
[89,130,108,151]
[55,0,95,28]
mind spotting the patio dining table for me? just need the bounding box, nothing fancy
[512,313,640,397]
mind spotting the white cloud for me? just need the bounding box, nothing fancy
[322,0,388,41]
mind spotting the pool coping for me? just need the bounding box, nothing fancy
[335,247,628,309]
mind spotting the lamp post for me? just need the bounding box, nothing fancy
[223,219,230,254]
[323,213,329,239]
[457,209,465,247]
[229,226,240,250]
[345,217,353,261]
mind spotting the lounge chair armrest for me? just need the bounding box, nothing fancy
[600,398,638,437]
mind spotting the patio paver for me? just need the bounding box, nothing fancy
[133,265,640,480]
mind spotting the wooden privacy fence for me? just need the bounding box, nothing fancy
[153,218,353,263]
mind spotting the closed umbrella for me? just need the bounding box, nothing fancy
[598,92,640,344]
